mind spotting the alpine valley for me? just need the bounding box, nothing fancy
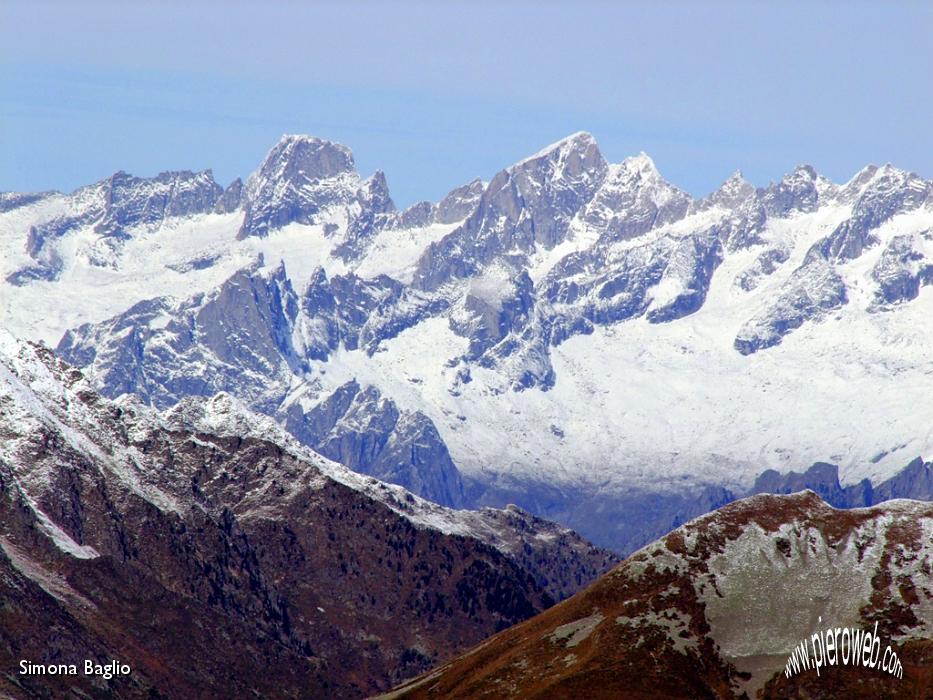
[2,132,932,555]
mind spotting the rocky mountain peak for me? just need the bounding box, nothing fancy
[838,163,929,206]
[513,131,606,182]
[608,152,685,204]
[491,131,607,227]
[358,169,395,213]
[6,167,226,285]
[760,163,825,216]
[703,169,756,210]
[409,134,609,290]
[435,177,484,224]
[789,163,818,181]
[215,176,244,213]
[618,151,658,178]
[238,135,363,239]
[867,163,926,194]
[95,168,223,236]
[0,190,58,213]
[258,134,356,183]
[579,151,691,241]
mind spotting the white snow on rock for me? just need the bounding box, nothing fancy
[2,133,931,507]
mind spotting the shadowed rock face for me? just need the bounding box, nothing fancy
[871,232,933,306]
[750,457,933,507]
[533,456,933,556]
[384,492,933,700]
[0,337,617,699]
[0,191,56,212]
[215,176,244,213]
[285,380,467,508]
[435,179,484,225]
[57,260,303,411]
[734,255,848,355]
[760,165,826,217]
[95,170,225,237]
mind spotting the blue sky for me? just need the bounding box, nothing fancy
[1,1,931,206]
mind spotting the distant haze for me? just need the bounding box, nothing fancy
[1,1,931,206]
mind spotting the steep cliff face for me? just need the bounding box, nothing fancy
[0,334,616,699]
[385,492,933,700]
[284,380,467,508]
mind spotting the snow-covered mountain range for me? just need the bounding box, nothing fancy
[2,132,931,552]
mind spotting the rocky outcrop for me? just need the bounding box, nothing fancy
[0,190,55,212]
[821,165,931,262]
[760,164,830,216]
[215,176,244,213]
[581,154,690,241]
[434,179,484,224]
[734,255,848,354]
[58,260,304,411]
[871,232,933,306]
[94,169,224,237]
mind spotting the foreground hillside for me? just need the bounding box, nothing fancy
[0,333,615,698]
[384,492,933,699]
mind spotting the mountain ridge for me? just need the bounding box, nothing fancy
[2,131,931,553]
